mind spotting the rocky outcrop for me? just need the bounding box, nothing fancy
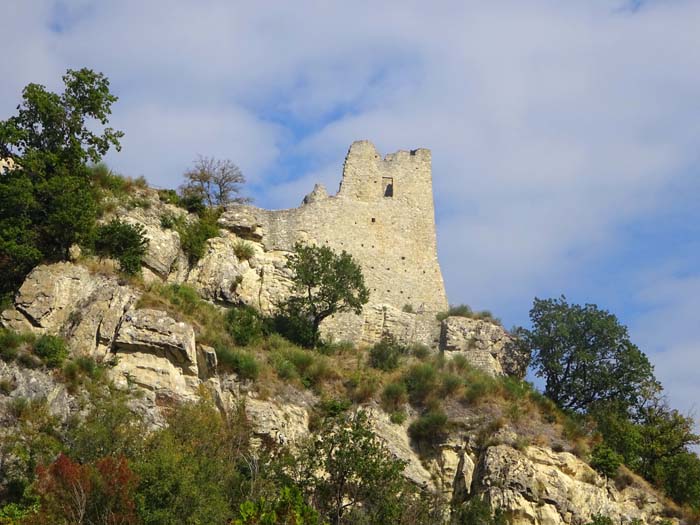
[109,308,201,399]
[244,397,310,448]
[185,234,294,313]
[1,263,139,358]
[476,445,666,525]
[440,317,528,377]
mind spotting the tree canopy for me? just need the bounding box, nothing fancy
[520,296,658,414]
[0,68,122,293]
[281,243,369,347]
[181,156,250,208]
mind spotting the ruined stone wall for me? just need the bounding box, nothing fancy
[220,140,448,320]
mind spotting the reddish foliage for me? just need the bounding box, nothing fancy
[33,453,139,525]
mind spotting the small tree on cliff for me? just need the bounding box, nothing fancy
[280,243,369,348]
[181,156,250,208]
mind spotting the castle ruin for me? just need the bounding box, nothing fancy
[221,140,449,345]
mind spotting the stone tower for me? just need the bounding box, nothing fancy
[221,140,448,344]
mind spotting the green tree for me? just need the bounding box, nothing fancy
[289,411,415,524]
[282,243,369,347]
[520,296,658,414]
[0,68,122,292]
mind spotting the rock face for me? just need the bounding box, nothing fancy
[477,445,666,525]
[441,317,528,377]
[1,263,139,359]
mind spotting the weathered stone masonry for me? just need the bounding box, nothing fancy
[219,140,449,344]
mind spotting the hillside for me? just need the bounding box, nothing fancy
[0,180,689,524]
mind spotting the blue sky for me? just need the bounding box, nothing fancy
[2,0,699,418]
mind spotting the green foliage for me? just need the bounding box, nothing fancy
[584,516,614,525]
[436,304,502,325]
[590,444,622,478]
[0,68,122,293]
[94,219,149,274]
[368,337,406,371]
[0,330,34,363]
[233,240,255,261]
[381,381,408,412]
[216,346,261,380]
[521,296,658,414]
[408,410,449,447]
[403,363,438,405]
[281,243,369,347]
[226,306,265,346]
[453,498,506,525]
[402,303,414,313]
[233,486,324,525]
[290,411,418,524]
[32,335,68,368]
[270,342,334,390]
[177,209,221,264]
[132,400,245,525]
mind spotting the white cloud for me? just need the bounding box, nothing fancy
[2,0,700,411]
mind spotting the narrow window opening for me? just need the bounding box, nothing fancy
[382,177,394,197]
[371,217,376,223]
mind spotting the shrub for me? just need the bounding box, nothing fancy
[178,210,221,264]
[0,378,15,395]
[33,335,69,368]
[94,219,149,274]
[232,240,255,261]
[215,346,260,380]
[158,188,180,205]
[436,304,502,325]
[402,304,414,313]
[408,409,449,446]
[225,306,264,346]
[271,310,316,349]
[390,411,407,425]
[403,363,438,405]
[410,343,431,360]
[368,337,406,371]
[590,443,623,478]
[160,213,178,229]
[440,372,463,397]
[453,498,507,525]
[271,345,334,389]
[346,371,380,403]
[382,381,408,412]
[0,329,34,362]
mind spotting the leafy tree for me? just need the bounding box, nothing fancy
[368,336,406,371]
[33,454,138,525]
[181,155,250,207]
[94,219,149,274]
[282,243,369,347]
[289,411,415,524]
[520,296,658,414]
[0,68,122,292]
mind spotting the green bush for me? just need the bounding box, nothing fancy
[590,444,623,478]
[271,310,316,349]
[436,304,502,325]
[408,409,449,446]
[232,240,255,261]
[382,381,408,412]
[440,372,463,397]
[453,498,506,525]
[271,345,333,389]
[368,337,406,371]
[410,343,431,360]
[33,335,69,368]
[403,363,438,405]
[402,304,414,313]
[225,306,264,346]
[0,329,34,362]
[390,411,407,425]
[346,371,380,403]
[215,346,260,380]
[94,219,149,274]
[178,210,221,264]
